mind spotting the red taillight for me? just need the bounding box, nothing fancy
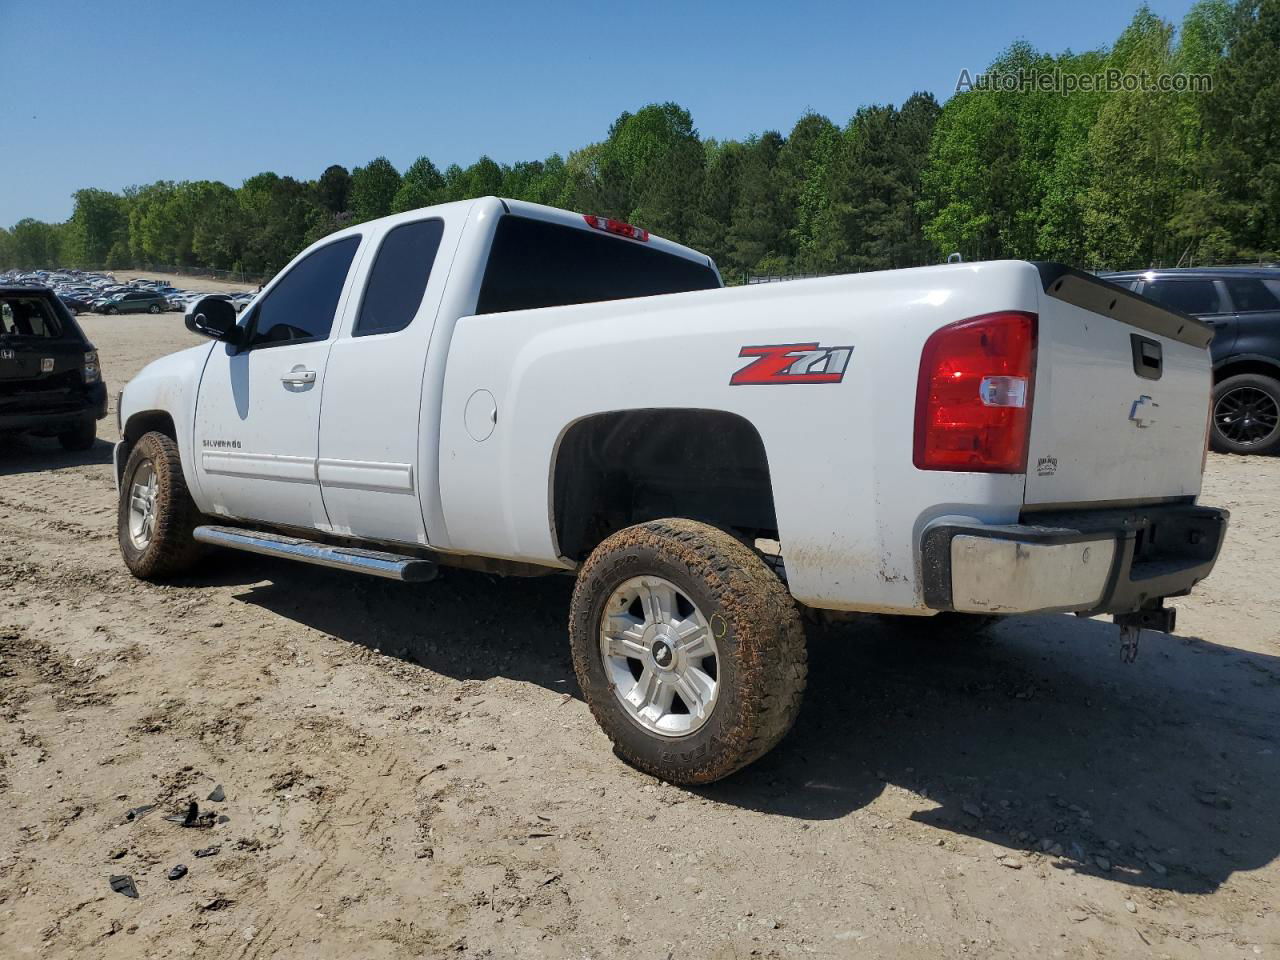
[583,214,649,242]
[914,311,1037,473]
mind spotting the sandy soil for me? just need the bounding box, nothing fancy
[1,312,1277,959]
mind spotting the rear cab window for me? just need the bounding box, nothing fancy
[475,215,719,315]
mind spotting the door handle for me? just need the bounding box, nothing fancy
[281,369,316,385]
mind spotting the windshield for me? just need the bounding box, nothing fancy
[476,215,720,315]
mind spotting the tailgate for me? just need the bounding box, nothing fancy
[1024,265,1213,507]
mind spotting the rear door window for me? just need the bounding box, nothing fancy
[476,215,720,315]
[354,219,445,336]
[1141,279,1224,315]
[1,297,62,338]
[1223,277,1280,313]
[247,235,361,348]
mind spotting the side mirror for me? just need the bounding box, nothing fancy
[185,297,243,345]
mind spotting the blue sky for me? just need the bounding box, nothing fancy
[1,0,1200,227]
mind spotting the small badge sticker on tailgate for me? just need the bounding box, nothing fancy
[1129,395,1159,428]
[0,349,13,360]
[41,358,54,372]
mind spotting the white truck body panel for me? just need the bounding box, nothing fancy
[439,261,1042,611]
[1025,294,1209,506]
[116,198,1222,619]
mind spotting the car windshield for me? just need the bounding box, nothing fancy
[0,296,62,338]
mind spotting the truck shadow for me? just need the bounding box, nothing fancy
[0,434,114,475]
[701,612,1280,896]
[212,560,1280,896]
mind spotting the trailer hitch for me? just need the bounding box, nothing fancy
[1113,601,1176,663]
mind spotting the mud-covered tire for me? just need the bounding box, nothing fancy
[57,419,97,451]
[117,431,204,579]
[569,518,807,785]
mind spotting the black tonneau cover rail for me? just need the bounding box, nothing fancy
[1032,262,1213,349]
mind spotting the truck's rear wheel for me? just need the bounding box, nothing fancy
[569,519,807,785]
[1211,373,1280,455]
[117,431,203,579]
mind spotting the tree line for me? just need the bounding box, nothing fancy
[2,0,1275,281]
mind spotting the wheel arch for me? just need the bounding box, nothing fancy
[550,408,779,563]
[116,410,178,486]
[1213,355,1280,384]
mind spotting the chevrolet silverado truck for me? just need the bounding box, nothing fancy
[114,197,1228,784]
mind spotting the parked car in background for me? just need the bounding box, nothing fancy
[1,285,108,450]
[93,290,169,315]
[57,293,93,315]
[1104,267,1280,455]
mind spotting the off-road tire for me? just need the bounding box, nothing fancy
[118,431,204,579]
[569,518,807,785]
[1211,373,1280,455]
[57,419,97,451]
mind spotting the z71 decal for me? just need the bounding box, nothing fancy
[730,342,854,385]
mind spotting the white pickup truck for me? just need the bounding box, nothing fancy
[115,197,1228,783]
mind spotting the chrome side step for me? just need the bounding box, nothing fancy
[193,525,437,582]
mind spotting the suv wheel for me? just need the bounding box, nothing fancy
[1212,373,1280,455]
[118,431,204,579]
[569,519,807,785]
[58,419,97,451]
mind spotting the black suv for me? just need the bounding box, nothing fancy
[0,286,108,450]
[1103,267,1280,455]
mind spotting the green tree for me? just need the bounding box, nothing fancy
[392,156,446,211]
[1081,8,1187,267]
[1194,0,1280,258]
[65,188,128,265]
[726,132,787,275]
[350,157,402,222]
[10,219,63,268]
[315,164,352,215]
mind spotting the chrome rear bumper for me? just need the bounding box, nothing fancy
[921,504,1228,616]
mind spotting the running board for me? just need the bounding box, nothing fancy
[193,525,438,582]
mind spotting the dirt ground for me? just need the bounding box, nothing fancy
[112,270,260,296]
[1,307,1277,960]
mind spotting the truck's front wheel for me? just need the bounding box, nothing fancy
[118,431,204,579]
[569,519,807,785]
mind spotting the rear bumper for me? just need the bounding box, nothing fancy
[921,503,1228,616]
[0,381,108,433]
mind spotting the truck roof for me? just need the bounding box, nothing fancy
[321,196,716,273]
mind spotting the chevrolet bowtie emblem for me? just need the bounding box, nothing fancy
[1129,395,1159,428]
